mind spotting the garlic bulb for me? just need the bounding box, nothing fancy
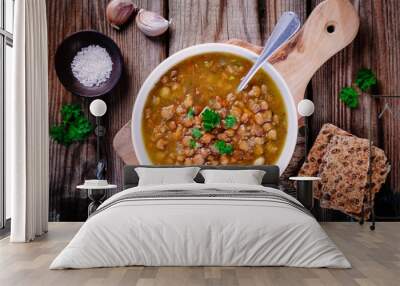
[106,0,138,30]
[136,9,170,37]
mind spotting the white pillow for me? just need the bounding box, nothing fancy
[135,167,200,186]
[200,169,266,185]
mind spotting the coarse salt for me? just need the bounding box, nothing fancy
[71,45,113,87]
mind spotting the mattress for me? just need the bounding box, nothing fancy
[50,183,350,269]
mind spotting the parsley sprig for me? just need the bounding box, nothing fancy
[187,107,195,119]
[355,68,377,92]
[192,128,202,139]
[50,104,94,146]
[339,68,377,109]
[189,139,197,149]
[214,140,233,155]
[340,87,359,109]
[224,115,237,129]
[201,107,221,131]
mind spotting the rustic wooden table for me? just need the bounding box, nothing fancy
[46,0,400,221]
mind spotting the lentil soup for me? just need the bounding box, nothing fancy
[142,52,287,165]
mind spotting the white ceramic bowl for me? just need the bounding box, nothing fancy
[132,43,298,174]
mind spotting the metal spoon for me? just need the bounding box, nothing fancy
[237,12,301,93]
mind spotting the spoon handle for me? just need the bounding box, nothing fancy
[237,12,301,92]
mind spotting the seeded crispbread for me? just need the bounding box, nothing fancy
[317,135,370,215]
[298,123,351,198]
[298,123,391,219]
[358,147,391,219]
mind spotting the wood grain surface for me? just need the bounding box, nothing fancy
[47,0,400,222]
[113,0,359,169]
[47,0,167,221]
[1,222,400,286]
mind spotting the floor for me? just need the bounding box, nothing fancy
[0,222,399,286]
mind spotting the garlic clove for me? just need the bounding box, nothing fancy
[135,9,170,37]
[106,0,138,30]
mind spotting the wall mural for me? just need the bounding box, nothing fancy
[47,0,400,222]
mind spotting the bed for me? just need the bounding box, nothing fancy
[50,165,350,269]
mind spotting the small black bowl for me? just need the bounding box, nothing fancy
[55,30,123,97]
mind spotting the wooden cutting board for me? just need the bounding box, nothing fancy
[112,0,359,165]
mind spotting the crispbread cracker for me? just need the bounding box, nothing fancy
[370,147,391,195]
[317,135,370,215]
[299,124,351,199]
[318,144,390,220]
[298,123,390,219]
[358,147,391,219]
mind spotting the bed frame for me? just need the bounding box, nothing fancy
[123,165,280,190]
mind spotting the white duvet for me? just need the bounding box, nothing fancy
[50,183,350,269]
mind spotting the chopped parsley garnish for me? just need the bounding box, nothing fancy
[224,115,237,129]
[340,87,359,109]
[189,139,197,149]
[214,140,233,155]
[201,108,221,131]
[355,68,377,92]
[339,68,378,109]
[50,104,94,146]
[192,128,202,139]
[187,107,195,119]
